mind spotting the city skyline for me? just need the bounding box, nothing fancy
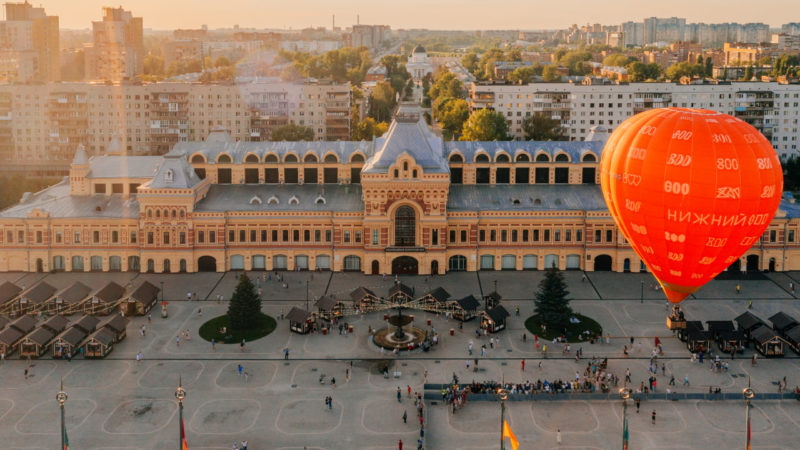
[24,0,800,31]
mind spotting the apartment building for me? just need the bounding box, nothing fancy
[0,80,352,173]
[0,1,59,83]
[468,81,800,159]
[84,7,144,81]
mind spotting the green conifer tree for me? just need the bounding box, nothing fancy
[227,273,261,330]
[533,264,573,331]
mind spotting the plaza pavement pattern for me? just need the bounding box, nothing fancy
[0,270,798,448]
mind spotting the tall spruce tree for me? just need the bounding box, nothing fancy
[227,273,262,330]
[533,264,572,331]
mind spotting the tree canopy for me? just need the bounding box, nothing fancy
[523,113,566,141]
[542,65,562,82]
[460,109,511,141]
[280,46,372,84]
[227,273,262,330]
[666,61,706,80]
[271,123,315,141]
[603,53,636,67]
[368,81,397,123]
[626,61,662,81]
[352,117,389,141]
[533,264,573,332]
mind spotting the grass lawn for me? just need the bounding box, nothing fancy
[524,313,603,343]
[198,313,276,344]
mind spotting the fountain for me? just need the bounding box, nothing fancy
[372,304,427,351]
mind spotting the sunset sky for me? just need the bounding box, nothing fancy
[28,0,797,30]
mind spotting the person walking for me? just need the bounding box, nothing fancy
[651,409,656,424]
[241,440,247,450]
[284,348,289,360]
[331,377,336,388]
[24,368,28,379]
[211,339,216,351]
[684,375,690,386]
[240,339,246,352]
[736,284,741,295]
[466,359,470,370]
[407,385,412,398]
[238,364,243,377]
[403,410,407,424]
[521,359,525,372]
[397,387,402,402]
[635,397,640,413]
[398,439,403,450]
[557,428,562,444]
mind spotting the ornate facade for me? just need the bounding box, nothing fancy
[2,105,799,275]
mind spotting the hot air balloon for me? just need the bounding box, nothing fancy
[600,108,783,303]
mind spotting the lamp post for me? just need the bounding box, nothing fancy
[497,387,509,450]
[175,378,186,450]
[160,281,165,303]
[306,280,309,312]
[640,281,644,304]
[620,387,632,449]
[743,381,754,450]
[56,379,68,450]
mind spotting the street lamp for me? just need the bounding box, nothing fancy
[620,387,632,449]
[306,280,309,312]
[56,379,68,449]
[497,387,509,450]
[743,380,755,449]
[640,281,644,304]
[160,281,165,303]
[175,377,187,450]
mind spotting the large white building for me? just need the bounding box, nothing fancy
[469,81,800,159]
[406,45,433,81]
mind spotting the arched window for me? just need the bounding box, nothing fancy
[284,154,298,163]
[71,256,84,272]
[179,210,185,218]
[147,209,152,218]
[394,206,416,247]
[535,153,550,162]
[245,154,259,163]
[191,154,205,164]
[163,259,171,273]
[324,154,339,163]
[109,256,121,271]
[448,255,467,272]
[403,161,408,170]
[496,154,510,163]
[171,209,176,218]
[555,153,569,162]
[52,255,65,271]
[582,153,597,162]
[304,153,318,163]
[264,154,279,163]
[155,209,161,218]
[128,256,140,272]
[449,154,463,163]
[515,153,530,162]
[164,169,174,183]
[475,153,490,163]
[217,153,232,163]
[350,153,365,163]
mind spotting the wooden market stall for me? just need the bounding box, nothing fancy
[0,327,23,356]
[686,328,714,353]
[716,329,745,354]
[286,307,314,334]
[451,295,480,321]
[706,320,735,341]
[750,325,788,357]
[0,281,22,311]
[387,283,414,303]
[98,314,128,342]
[481,305,510,333]
[120,281,160,316]
[8,282,56,317]
[677,321,703,342]
[8,315,37,335]
[45,281,91,315]
[315,295,346,321]
[19,315,69,358]
[71,315,100,334]
[52,326,90,358]
[84,282,126,315]
[735,311,767,342]
[350,287,380,311]
[784,326,800,354]
[768,312,798,337]
[83,328,116,358]
[419,287,450,309]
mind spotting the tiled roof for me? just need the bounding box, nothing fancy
[55,282,92,304]
[88,155,163,179]
[0,281,22,304]
[445,140,604,164]
[363,108,449,174]
[19,282,57,304]
[170,139,372,165]
[147,154,203,189]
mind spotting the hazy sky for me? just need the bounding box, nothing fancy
[32,0,796,30]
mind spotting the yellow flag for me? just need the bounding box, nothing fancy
[503,420,519,450]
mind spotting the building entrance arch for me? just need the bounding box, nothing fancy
[594,254,612,271]
[371,260,380,275]
[198,256,217,272]
[394,205,416,247]
[392,256,418,275]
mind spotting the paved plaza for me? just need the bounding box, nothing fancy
[0,270,798,448]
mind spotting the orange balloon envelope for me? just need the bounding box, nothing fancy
[600,108,783,303]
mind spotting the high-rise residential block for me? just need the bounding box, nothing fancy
[84,7,143,81]
[0,1,59,82]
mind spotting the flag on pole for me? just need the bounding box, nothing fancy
[503,420,519,450]
[622,415,629,450]
[181,416,188,450]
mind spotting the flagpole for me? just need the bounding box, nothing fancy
[619,387,632,450]
[56,378,68,449]
[743,378,754,450]
[175,376,186,450]
[497,387,508,450]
